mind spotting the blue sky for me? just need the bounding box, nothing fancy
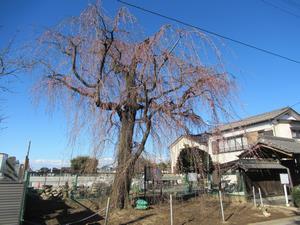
[0,0,300,169]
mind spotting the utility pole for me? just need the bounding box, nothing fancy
[24,141,31,171]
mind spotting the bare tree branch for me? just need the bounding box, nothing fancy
[70,42,96,88]
[30,3,234,209]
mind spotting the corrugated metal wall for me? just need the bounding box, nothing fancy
[0,182,24,225]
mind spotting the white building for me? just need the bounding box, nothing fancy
[170,107,300,173]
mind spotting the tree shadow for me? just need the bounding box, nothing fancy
[23,195,103,225]
[56,209,103,225]
[119,213,155,225]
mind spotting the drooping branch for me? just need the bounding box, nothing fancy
[30,2,234,209]
[49,74,94,98]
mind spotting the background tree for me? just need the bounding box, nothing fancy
[157,161,171,173]
[31,3,234,208]
[61,167,72,174]
[38,167,51,175]
[133,155,153,174]
[70,156,98,174]
[51,167,61,175]
[176,147,214,177]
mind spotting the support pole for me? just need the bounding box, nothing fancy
[207,152,210,189]
[283,184,290,207]
[19,171,30,224]
[252,186,256,207]
[219,190,225,223]
[104,197,111,225]
[24,141,31,171]
[144,166,147,198]
[258,187,263,207]
[170,194,173,225]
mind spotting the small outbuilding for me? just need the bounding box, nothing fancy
[234,159,289,197]
[239,136,300,187]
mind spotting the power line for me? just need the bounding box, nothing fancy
[117,0,300,65]
[290,101,300,107]
[261,0,300,19]
[284,0,300,10]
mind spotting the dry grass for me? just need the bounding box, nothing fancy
[24,195,298,225]
[108,196,297,225]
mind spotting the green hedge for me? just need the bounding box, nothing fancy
[292,186,300,207]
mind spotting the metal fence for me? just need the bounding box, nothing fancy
[22,170,294,225]
[0,172,29,225]
[27,171,247,209]
[0,181,25,225]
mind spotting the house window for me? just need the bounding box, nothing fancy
[228,138,236,151]
[258,129,274,137]
[235,136,244,150]
[214,135,248,154]
[264,130,274,136]
[291,129,300,138]
[218,140,225,153]
[242,136,248,146]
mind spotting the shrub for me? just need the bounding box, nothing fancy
[292,186,300,207]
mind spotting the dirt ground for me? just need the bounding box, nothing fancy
[24,195,299,225]
[108,197,298,225]
[23,197,103,225]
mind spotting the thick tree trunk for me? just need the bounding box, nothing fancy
[111,108,136,209]
[111,65,139,209]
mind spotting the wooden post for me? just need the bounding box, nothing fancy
[286,168,293,188]
[170,194,173,225]
[152,178,155,197]
[258,187,263,207]
[219,190,225,222]
[104,197,110,225]
[252,186,256,207]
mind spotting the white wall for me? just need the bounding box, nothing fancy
[274,123,292,138]
[29,174,115,188]
[170,137,207,173]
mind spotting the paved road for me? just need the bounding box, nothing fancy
[248,216,300,225]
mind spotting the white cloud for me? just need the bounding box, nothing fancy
[30,159,69,169]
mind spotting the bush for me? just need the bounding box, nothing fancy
[292,186,300,207]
